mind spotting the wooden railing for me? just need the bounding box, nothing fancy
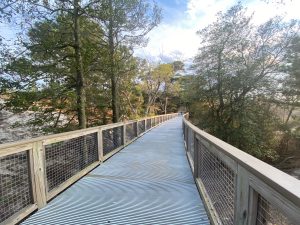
[0,113,178,225]
[183,113,300,225]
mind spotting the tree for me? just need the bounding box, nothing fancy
[92,0,161,122]
[275,35,300,154]
[189,4,299,161]
[1,0,105,129]
[5,14,105,132]
[283,35,300,123]
[139,62,176,115]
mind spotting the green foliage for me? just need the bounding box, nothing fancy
[89,0,162,122]
[138,61,181,115]
[186,4,299,163]
[3,14,105,132]
[0,1,168,134]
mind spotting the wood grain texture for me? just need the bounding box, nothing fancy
[1,113,177,225]
[32,142,47,209]
[183,117,300,207]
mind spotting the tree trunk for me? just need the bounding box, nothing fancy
[164,97,168,114]
[285,106,295,125]
[122,91,138,116]
[73,0,86,129]
[145,95,154,115]
[108,0,119,123]
[111,74,119,122]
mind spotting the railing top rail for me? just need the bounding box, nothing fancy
[0,112,178,225]
[0,113,178,151]
[183,115,300,207]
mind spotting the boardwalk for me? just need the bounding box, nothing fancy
[22,117,209,225]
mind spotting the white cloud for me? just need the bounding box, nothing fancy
[135,0,300,63]
[246,0,300,24]
[135,0,235,62]
[186,0,235,23]
[135,23,199,62]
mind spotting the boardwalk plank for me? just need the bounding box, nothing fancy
[22,117,209,225]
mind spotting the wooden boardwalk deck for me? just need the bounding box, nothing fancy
[22,117,209,225]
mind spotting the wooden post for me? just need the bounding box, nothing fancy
[234,165,250,225]
[98,128,104,162]
[137,120,140,136]
[135,121,138,137]
[32,141,47,209]
[123,122,126,145]
[145,119,148,130]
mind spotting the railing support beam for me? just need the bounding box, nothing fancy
[32,141,47,209]
[97,129,104,162]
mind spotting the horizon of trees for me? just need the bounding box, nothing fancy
[1,1,299,169]
[182,3,300,166]
[0,0,183,135]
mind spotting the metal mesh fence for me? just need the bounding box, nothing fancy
[45,133,98,191]
[184,125,188,148]
[256,195,294,225]
[138,120,145,135]
[125,122,137,143]
[198,142,235,225]
[0,151,33,223]
[146,119,151,130]
[103,126,123,156]
[187,128,194,162]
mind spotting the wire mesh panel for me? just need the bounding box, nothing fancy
[138,120,145,135]
[103,126,123,156]
[182,122,185,138]
[184,125,188,147]
[45,133,98,191]
[256,195,294,225]
[125,122,137,143]
[187,128,194,162]
[0,151,33,223]
[146,119,151,130]
[198,142,236,225]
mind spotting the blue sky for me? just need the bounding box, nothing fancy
[135,0,300,63]
[1,0,299,63]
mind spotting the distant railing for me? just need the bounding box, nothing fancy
[0,113,178,225]
[183,113,300,225]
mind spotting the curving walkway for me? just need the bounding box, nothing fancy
[22,117,209,225]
